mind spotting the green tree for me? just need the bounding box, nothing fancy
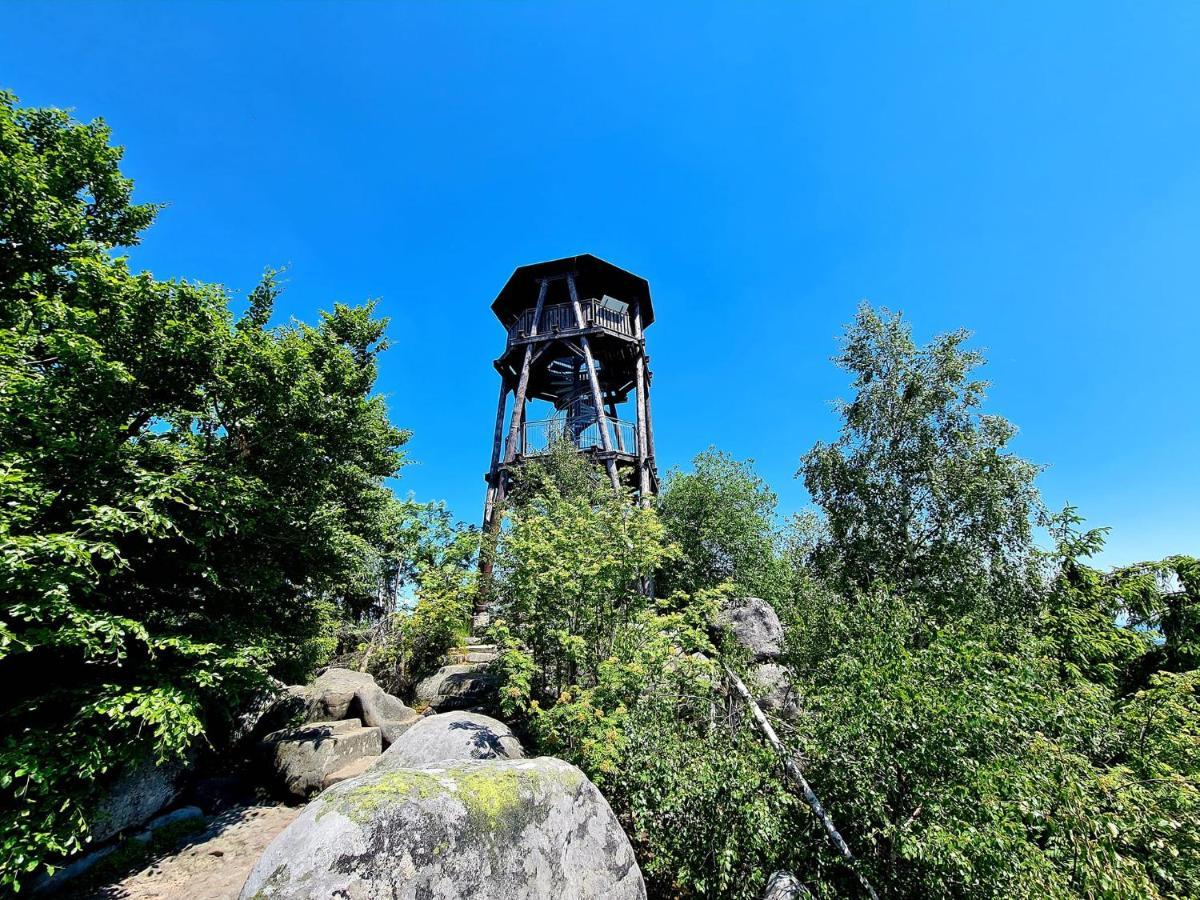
[0,92,407,887]
[492,446,675,716]
[491,450,814,899]
[354,500,479,693]
[657,449,786,603]
[784,306,1200,897]
[800,305,1044,621]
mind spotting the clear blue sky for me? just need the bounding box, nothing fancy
[5,2,1197,567]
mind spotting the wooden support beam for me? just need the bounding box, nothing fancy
[568,274,621,493]
[482,375,510,531]
[644,364,657,476]
[502,279,548,465]
[529,342,556,367]
[632,303,651,503]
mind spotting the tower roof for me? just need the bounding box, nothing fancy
[491,254,654,328]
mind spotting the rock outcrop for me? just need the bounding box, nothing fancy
[90,754,193,844]
[304,669,419,740]
[717,598,804,722]
[263,719,383,801]
[381,711,523,769]
[414,663,498,713]
[259,668,419,748]
[716,597,784,661]
[240,756,645,899]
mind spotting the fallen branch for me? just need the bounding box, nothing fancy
[725,664,879,900]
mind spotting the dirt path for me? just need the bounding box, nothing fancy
[83,805,301,900]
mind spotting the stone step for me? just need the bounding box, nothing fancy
[321,755,380,790]
[446,648,499,665]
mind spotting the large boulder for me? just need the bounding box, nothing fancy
[414,663,498,713]
[752,662,801,723]
[256,668,419,748]
[381,711,523,769]
[716,597,784,661]
[240,757,645,899]
[90,754,193,844]
[263,720,382,801]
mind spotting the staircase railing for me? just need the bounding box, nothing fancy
[521,415,638,456]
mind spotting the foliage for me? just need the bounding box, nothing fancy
[800,305,1045,622]
[0,93,407,887]
[355,501,478,694]
[657,449,787,604]
[606,700,811,899]
[1114,554,1200,677]
[780,306,1200,898]
[493,451,808,897]
[783,578,1200,898]
[1037,507,1153,689]
[491,448,674,708]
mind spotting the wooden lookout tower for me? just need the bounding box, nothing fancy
[482,254,658,533]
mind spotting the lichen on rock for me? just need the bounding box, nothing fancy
[241,757,643,899]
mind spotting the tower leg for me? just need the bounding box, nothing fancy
[632,302,651,504]
[483,376,510,533]
[502,279,548,464]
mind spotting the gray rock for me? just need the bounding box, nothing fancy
[753,662,801,723]
[263,720,383,801]
[349,680,420,747]
[256,669,419,748]
[717,597,784,661]
[379,718,419,746]
[763,870,810,899]
[414,664,498,712]
[31,844,117,894]
[306,668,378,720]
[322,756,378,790]
[240,757,645,899]
[90,755,192,844]
[380,711,523,769]
[145,805,205,832]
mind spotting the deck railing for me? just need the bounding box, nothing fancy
[507,298,633,343]
[522,415,638,457]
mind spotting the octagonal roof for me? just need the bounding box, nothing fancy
[491,254,654,328]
